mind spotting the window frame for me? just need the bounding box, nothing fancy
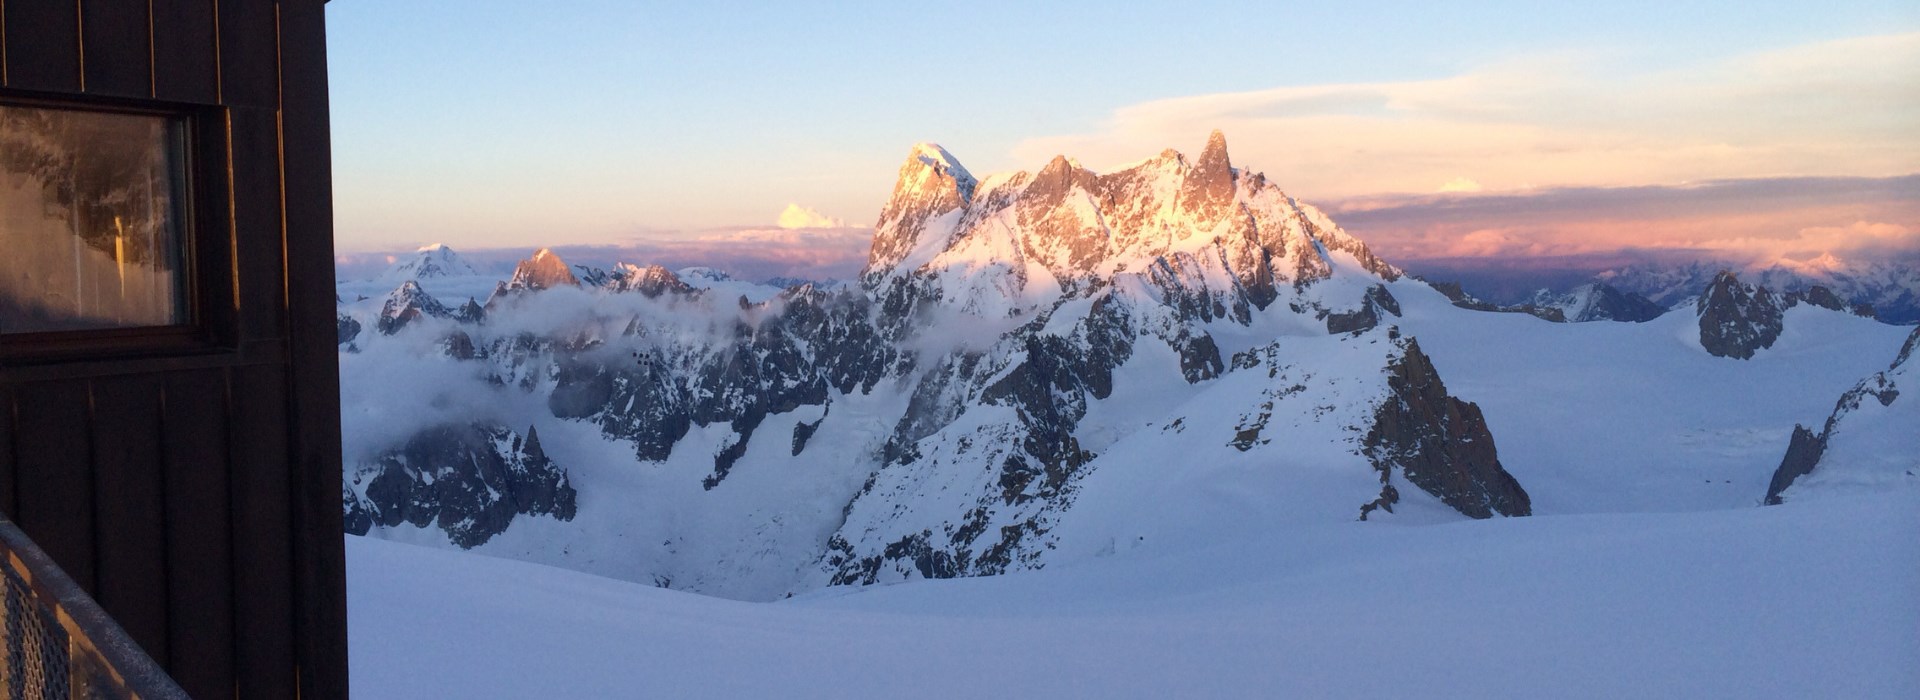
[0,91,236,365]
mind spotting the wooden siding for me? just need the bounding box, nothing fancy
[0,2,346,698]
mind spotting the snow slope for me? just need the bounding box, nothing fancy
[349,492,1920,699]
[1387,280,1912,513]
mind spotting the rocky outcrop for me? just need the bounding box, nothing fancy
[337,313,362,347]
[1327,284,1402,335]
[1696,271,1785,359]
[1764,326,1919,504]
[377,280,453,335]
[350,422,577,548]
[1782,285,1875,318]
[1364,339,1531,518]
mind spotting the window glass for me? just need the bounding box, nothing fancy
[1,104,188,334]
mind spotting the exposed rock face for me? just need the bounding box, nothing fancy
[1782,285,1875,318]
[487,248,581,306]
[337,313,362,347]
[1764,326,1919,504]
[1364,339,1531,519]
[540,284,895,477]
[377,280,452,335]
[342,485,374,536]
[863,144,978,288]
[349,422,577,548]
[1764,426,1828,506]
[1327,284,1402,335]
[1696,271,1785,359]
[454,298,486,324]
[511,248,580,290]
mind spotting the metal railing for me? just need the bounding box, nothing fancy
[0,519,188,700]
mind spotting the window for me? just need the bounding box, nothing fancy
[1,103,190,335]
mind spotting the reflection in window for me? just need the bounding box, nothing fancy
[1,104,188,334]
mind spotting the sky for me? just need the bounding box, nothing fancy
[326,1,1920,278]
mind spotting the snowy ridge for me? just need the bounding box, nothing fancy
[1766,326,1920,503]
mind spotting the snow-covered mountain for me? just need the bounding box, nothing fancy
[343,422,577,548]
[381,243,481,281]
[334,133,1913,603]
[1527,282,1666,323]
[1765,326,1920,504]
[1593,257,1920,323]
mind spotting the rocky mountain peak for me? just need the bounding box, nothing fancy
[858,132,1397,318]
[508,247,581,291]
[1365,337,1532,519]
[1178,129,1236,221]
[383,242,479,281]
[862,144,982,285]
[1696,270,1784,359]
[377,280,452,334]
[612,263,694,298]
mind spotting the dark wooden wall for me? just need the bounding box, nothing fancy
[0,1,347,698]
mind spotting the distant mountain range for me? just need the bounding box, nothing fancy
[334,133,1916,601]
[1406,255,1920,324]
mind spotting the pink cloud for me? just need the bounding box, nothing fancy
[1327,174,1920,267]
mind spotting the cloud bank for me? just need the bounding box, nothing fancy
[1014,33,1920,201]
[1326,174,1920,265]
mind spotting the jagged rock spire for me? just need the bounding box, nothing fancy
[1178,129,1236,222]
[1696,270,1784,359]
[509,248,581,291]
[862,144,979,286]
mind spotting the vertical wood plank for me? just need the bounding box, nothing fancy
[80,0,151,97]
[190,108,240,346]
[229,363,295,697]
[11,379,95,592]
[0,387,15,520]
[161,369,234,699]
[88,373,168,665]
[279,2,350,695]
[149,0,217,104]
[3,0,81,91]
[215,0,275,107]
[229,106,286,343]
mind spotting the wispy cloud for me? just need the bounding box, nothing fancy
[1326,174,1920,264]
[1014,33,1920,201]
[340,226,876,284]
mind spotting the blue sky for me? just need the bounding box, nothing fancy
[326,1,1919,257]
